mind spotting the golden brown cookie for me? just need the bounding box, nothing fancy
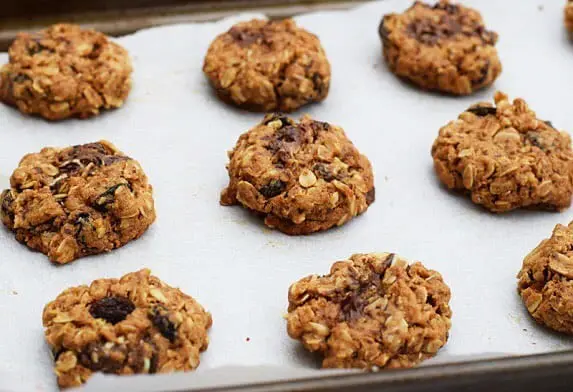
[431,92,573,212]
[287,253,452,369]
[379,1,501,95]
[517,222,573,334]
[43,269,212,389]
[0,141,155,264]
[203,19,330,112]
[566,1,573,35]
[0,23,132,120]
[220,113,375,235]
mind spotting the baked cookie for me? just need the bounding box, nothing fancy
[287,253,452,369]
[0,141,155,264]
[431,91,573,212]
[379,1,501,95]
[43,269,212,389]
[517,222,573,334]
[220,113,375,235]
[0,23,132,120]
[566,1,573,35]
[203,19,330,112]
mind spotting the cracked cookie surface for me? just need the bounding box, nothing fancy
[287,253,452,369]
[517,222,573,334]
[0,23,132,120]
[43,269,212,389]
[431,91,573,212]
[203,19,330,112]
[379,0,501,95]
[220,113,375,235]
[0,141,155,264]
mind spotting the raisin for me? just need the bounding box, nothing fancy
[466,106,497,117]
[103,155,130,166]
[13,74,30,83]
[89,296,135,324]
[472,60,490,87]
[433,2,459,14]
[526,132,546,150]
[544,120,554,128]
[93,183,129,212]
[312,74,325,96]
[259,180,286,198]
[366,188,376,205]
[340,293,368,321]
[381,253,396,269]
[149,306,177,342]
[378,19,390,41]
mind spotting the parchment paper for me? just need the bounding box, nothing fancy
[1,0,572,390]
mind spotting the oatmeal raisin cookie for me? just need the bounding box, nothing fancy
[379,0,501,95]
[287,253,452,369]
[220,113,375,235]
[43,269,212,388]
[203,19,330,112]
[0,23,132,120]
[431,92,573,212]
[0,141,155,263]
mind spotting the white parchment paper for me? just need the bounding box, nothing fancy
[1,0,573,390]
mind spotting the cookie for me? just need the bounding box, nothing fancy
[379,1,501,95]
[203,19,330,112]
[566,1,573,35]
[431,91,573,212]
[0,23,132,120]
[43,269,212,389]
[287,253,452,369]
[517,222,573,334]
[0,141,155,264]
[220,113,375,235]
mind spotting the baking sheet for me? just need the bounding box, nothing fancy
[1,0,573,390]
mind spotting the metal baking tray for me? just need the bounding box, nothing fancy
[2,0,573,391]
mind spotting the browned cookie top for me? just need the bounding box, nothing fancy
[0,141,155,264]
[518,222,573,335]
[380,1,501,95]
[431,92,573,212]
[221,113,375,235]
[287,253,452,369]
[0,23,132,120]
[43,269,212,389]
[203,19,330,112]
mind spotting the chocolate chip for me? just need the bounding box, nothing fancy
[89,296,135,324]
[381,253,396,269]
[466,106,497,117]
[93,183,129,212]
[340,293,368,321]
[149,306,177,342]
[259,180,286,198]
[79,341,126,372]
[366,188,376,205]
[27,41,53,56]
[229,26,263,47]
[276,125,301,143]
[313,163,335,181]
[472,60,490,87]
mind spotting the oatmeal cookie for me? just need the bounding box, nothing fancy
[287,253,452,369]
[517,222,573,334]
[0,23,132,120]
[566,1,573,35]
[0,141,155,264]
[379,0,501,95]
[43,269,212,389]
[431,92,573,212]
[220,113,375,235]
[203,19,330,112]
